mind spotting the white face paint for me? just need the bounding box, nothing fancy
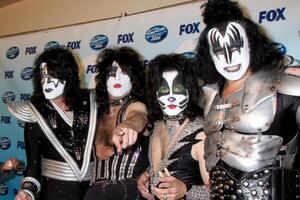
[40,62,66,100]
[106,61,132,98]
[207,22,250,81]
[156,70,189,116]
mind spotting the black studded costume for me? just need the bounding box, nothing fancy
[8,90,97,200]
[84,98,149,200]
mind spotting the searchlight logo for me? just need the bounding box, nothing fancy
[90,35,109,50]
[44,41,60,51]
[181,52,196,59]
[0,183,8,196]
[6,46,19,59]
[0,137,11,150]
[145,25,168,43]
[2,91,15,104]
[20,67,34,80]
[272,42,286,55]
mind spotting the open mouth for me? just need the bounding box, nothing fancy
[168,105,177,109]
[113,84,121,88]
[45,88,53,93]
[224,64,241,72]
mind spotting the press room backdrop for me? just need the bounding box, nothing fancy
[0,0,299,199]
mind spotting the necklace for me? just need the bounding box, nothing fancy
[109,95,132,107]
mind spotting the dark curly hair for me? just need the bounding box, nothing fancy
[147,54,203,125]
[31,47,82,110]
[95,46,146,118]
[196,0,283,84]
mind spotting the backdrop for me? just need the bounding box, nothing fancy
[0,0,299,199]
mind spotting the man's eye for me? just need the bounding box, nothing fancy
[214,49,225,56]
[173,85,185,93]
[158,86,169,94]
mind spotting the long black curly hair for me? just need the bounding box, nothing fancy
[196,0,283,84]
[31,47,83,110]
[95,46,146,118]
[147,54,203,125]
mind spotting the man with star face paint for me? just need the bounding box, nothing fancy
[196,0,300,199]
[138,54,210,200]
[8,47,97,200]
[84,47,149,200]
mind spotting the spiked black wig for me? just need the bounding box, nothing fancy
[196,0,283,84]
[95,46,146,118]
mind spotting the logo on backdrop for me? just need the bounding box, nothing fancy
[179,22,200,36]
[20,67,34,80]
[0,137,11,150]
[90,35,108,50]
[25,46,37,55]
[15,160,27,176]
[0,183,8,196]
[2,91,16,104]
[44,41,60,51]
[86,64,98,74]
[17,141,25,150]
[4,71,14,79]
[272,42,286,55]
[145,25,168,43]
[181,52,196,59]
[117,32,134,44]
[0,116,11,124]
[20,93,31,101]
[6,47,19,60]
[18,120,25,128]
[67,40,81,50]
[259,7,286,23]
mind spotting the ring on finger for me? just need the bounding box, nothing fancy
[163,194,168,200]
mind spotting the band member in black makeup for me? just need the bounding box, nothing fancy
[138,54,210,200]
[84,46,149,200]
[196,0,300,199]
[8,47,97,200]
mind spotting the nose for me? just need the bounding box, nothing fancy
[168,96,176,103]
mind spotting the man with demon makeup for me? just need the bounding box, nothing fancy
[8,47,97,200]
[84,47,149,200]
[196,0,300,199]
[138,54,210,200]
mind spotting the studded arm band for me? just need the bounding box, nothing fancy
[184,185,210,200]
[20,176,41,199]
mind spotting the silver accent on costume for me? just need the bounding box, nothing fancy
[149,118,204,197]
[11,91,97,181]
[22,189,35,200]
[7,101,36,123]
[278,133,298,169]
[119,153,129,180]
[127,147,142,178]
[204,130,283,172]
[185,185,210,200]
[41,158,93,181]
[111,155,119,180]
[21,176,41,193]
[278,72,300,96]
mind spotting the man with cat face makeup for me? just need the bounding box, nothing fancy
[138,54,210,200]
[84,47,149,200]
[8,47,97,200]
[196,0,300,199]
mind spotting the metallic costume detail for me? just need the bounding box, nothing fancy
[7,101,36,123]
[149,118,207,198]
[204,130,283,172]
[278,73,300,96]
[185,185,210,200]
[21,176,41,193]
[210,166,272,200]
[119,153,129,180]
[111,155,119,180]
[126,147,142,178]
[17,91,97,181]
[22,189,35,200]
[41,158,92,181]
